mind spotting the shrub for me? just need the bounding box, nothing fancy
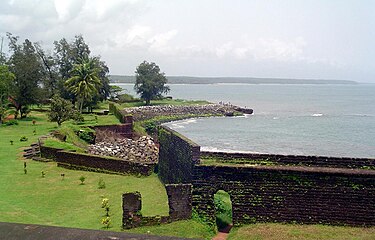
[19,136,28,142]
[101,217,111,229]
[98,178,106,189]
[72,111,84,124]
[4,119,18,126]
[78,130,95,144]
[117,93,139,103]
[79,176,86,185]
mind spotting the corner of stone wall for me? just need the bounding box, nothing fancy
[122,184,194,229]
[165,184,192,220]
[122,192,143,229]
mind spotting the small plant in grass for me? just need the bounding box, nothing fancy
[24,162,27,174]
[101,216,111,229]
[98,177,106,189]
[61,173,65,180]
[10,140,13,145]
[101,198,110,216]
[19,136,28,142]
[33,129,36,135]
[41,171,45,178]
[32,120,36,125]
[79,176,86,185]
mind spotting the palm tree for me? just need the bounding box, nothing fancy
[65,58,101,113]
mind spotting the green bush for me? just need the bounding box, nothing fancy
[4,120,18,126]
[19,136,28,142]
[78,130,95,144]
[117,93,139,103]
[214,190,232,230]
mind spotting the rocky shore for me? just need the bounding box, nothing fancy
[120,104,249,121]
[88,136,158,163]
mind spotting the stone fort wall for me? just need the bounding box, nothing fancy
[157,126,375,226]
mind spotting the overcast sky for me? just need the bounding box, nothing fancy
[1,0,375,82]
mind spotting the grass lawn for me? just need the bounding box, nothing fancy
[228,223,375,240]
[0,110,214,239]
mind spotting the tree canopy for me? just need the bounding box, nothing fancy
[65,57,102,112]
[134,61,170,105]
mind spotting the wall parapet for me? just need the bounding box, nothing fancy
[201,151,375,169]
[193,164,375,226]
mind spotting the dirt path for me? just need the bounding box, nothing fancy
[212,224,233,240]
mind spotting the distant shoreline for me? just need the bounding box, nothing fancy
[109,75,357,85]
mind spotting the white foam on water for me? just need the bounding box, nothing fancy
[201,146,265,154]
[312,113,323,117]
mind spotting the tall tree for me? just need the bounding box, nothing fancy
[34,42,59,98]
[65,58,101,112]
[134,61,170,105]
[0,65,15,123]
[7,33,43,118]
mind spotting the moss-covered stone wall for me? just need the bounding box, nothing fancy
[193,164,375,226]
[201,151,375,169]
[157,126,200,184]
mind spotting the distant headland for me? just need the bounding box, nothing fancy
[109,75,357,85]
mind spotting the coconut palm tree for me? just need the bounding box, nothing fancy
[65,58,101,113]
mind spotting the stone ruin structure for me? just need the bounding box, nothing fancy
[157,126,375,226]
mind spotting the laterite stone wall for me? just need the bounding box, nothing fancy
[158,126,200,184]
[193,165,375,226]
[201,151,375,169]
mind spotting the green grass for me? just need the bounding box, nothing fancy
[228,223,375,240]
[43,138,86,153]
[0,110,213,238]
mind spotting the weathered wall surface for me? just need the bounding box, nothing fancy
[193,165,375,226]
[93,124,133,141]
[158,126,200,184]
[201,151,375,169]
[157,127,375,226]
[109,102,133,124]
[40,146,155,176]
[122,184,192,229]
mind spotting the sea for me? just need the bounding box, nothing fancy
[114,83,375,158]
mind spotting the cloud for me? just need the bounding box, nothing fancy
[148,30,178,52]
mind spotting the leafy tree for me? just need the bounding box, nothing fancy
[7,33,43,118]
[65,58,101,112]
[48,95,74,126]
[34,42,59,98]
[54,35,109,106]
[0,65,15,123]
[134,61,170,105]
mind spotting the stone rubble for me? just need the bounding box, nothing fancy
[88,136,158,163]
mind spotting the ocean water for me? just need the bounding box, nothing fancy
[115,83,375,158]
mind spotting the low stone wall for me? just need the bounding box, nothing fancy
[93,124,133,141]
[122,184,192,229]
[158,126,200,184]
[122,104,239,121]
[109,102,133,124]
[201,151,375,169]
[40,145,65,160]
[40,146,155,176]
[193,164,375,226]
